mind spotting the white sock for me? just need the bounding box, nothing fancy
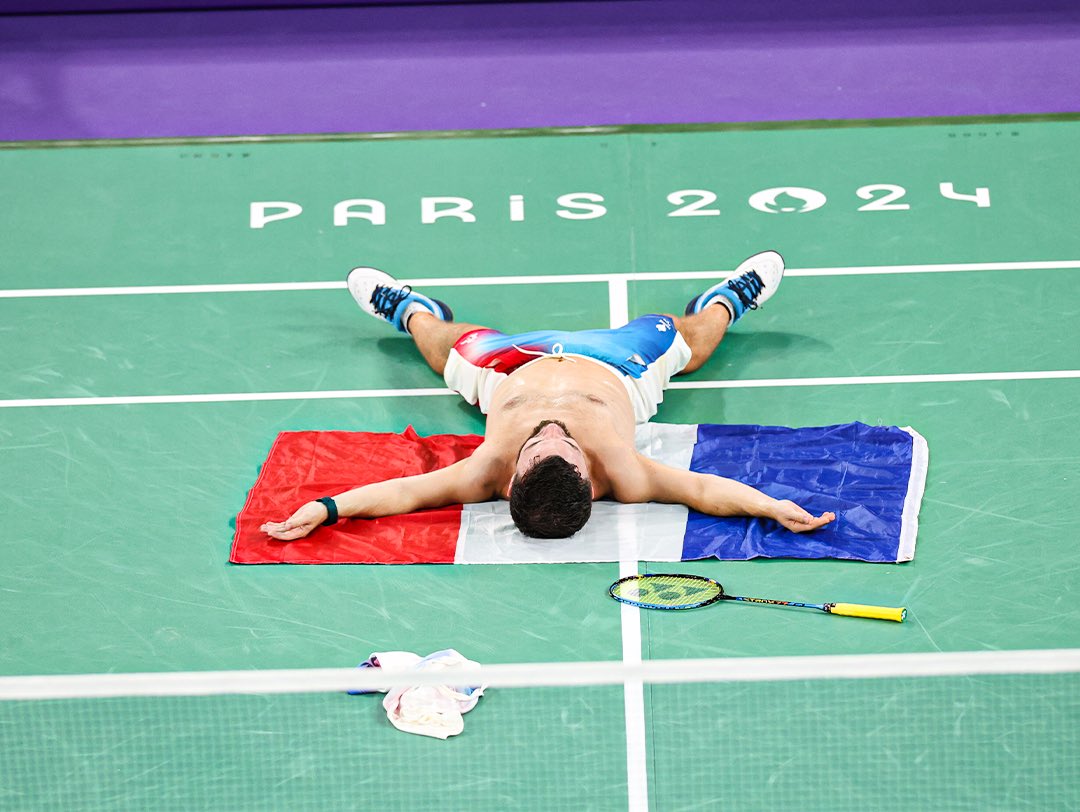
[401,301,430,334]
[709,297,737,323]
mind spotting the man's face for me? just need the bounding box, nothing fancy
[513,420,590,483]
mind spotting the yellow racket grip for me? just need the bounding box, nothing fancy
[827,603,907,622]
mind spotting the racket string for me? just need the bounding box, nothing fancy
[611,574,724,609]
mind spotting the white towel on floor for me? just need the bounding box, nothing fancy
[352,649,486,739]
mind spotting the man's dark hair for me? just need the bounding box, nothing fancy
[509,456,592,538]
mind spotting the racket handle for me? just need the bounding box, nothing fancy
[827,603,907,623]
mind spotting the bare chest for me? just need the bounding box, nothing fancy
[489,356,631,412]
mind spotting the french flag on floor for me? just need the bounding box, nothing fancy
[231,422,927,565]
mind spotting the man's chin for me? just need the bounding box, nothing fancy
[531,418,571,437]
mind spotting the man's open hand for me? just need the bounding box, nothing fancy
[771,500,836,533]
[260,501,329,541]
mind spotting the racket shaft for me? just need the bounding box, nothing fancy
[728,595,906,622]
[827,603,907,622]
[728,596,824,610]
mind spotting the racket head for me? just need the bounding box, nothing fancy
[609,573,725,610]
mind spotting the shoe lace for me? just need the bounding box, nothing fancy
[728,270,764,311]
[370,284,413,319]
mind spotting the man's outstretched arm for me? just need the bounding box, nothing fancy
[626,457,835,533]
[260,458,496,541]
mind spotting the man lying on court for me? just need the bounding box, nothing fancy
[260,251,835,542]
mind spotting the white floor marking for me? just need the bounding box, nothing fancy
[3,259,1079,299]
[668,369,1080,390]
[0,281,347,298]
[4,370,1078,409]
[609,276,649,812]
[0,388,455,409]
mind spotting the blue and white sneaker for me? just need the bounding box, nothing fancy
[684,251,785,324]
[346,267,453,334]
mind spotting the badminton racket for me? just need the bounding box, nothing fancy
[609,573,906,622]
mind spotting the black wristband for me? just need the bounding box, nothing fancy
[316,496,339,526]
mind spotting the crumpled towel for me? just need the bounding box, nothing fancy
[349,649,486,739]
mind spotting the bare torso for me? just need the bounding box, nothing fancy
[464,356,646,499]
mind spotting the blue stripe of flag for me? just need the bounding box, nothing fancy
[682,422,916,563]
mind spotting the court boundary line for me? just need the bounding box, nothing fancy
[609,276,649,812]
[3,259,1080,299]
[4,370,1078,409]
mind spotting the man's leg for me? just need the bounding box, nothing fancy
[673,250,786,373]
[346,266,492,376]
[671,305,731,374]
[407,312,486,375]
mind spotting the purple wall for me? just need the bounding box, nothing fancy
[2,0,1078,141]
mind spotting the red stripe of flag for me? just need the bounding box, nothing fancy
[231,427,483,564]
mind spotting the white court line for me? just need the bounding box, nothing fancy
[0,281,348,299]
[0,388,455,409]
[2,259,1080,298]
[668,369,1080,390]
[609,276,649,812]
[4,370,1078,409]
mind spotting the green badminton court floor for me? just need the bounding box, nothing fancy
[2,119,1079,810]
